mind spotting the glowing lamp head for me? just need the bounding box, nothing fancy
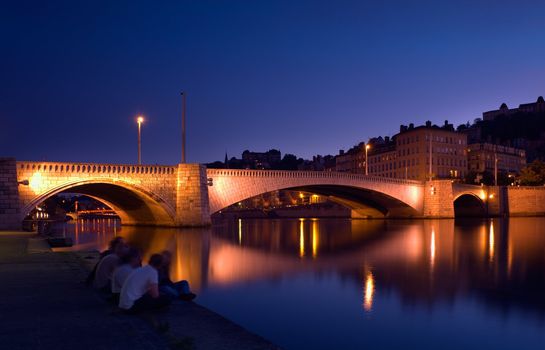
[137,116,144,124]
[366,144,371,150]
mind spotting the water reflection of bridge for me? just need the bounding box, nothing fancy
[119,218,545,318]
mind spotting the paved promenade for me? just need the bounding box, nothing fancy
[0,232,279,350]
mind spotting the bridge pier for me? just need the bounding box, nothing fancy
[0,158,21,230]
[423,180,455,218]
[175,164,211,227]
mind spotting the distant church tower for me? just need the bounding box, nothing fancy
[224,152,229,168]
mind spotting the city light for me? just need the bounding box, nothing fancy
[365,143,370,175]
[136,115,145,165]
[29,172,44,194]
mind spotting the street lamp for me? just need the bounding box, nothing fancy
[181,91,186,164]
[137,116,144,165]
[365,144,370,175]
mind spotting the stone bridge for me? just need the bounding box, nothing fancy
[2,157,545,229]
[206,168,424,218]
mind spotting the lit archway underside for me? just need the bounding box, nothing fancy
[453,194,486,217]
[221,185,421,218]
[23,181,176,227]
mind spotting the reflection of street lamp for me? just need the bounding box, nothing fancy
[137,116,144,165]
[365,144,371,175]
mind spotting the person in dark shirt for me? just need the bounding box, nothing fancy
[85,236,125,287]
[158,250,196,301]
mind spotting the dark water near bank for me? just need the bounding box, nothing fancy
[56,218,545,349]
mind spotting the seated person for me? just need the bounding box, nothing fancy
[111,247,142,303]
[86,237,125,286]
[93,239,128,292]
[159,250,196,301]
[118,254,171,313]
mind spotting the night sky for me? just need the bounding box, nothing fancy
[2,0,545,165]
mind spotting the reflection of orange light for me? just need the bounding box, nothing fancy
[299,219,305,257]
[480,223,487,257]
[430,227,436,268]
[238,218,242,245]
[312,220,319,258]
[507,240,513,276]
[363,271,375,312]
[489,221,494,263]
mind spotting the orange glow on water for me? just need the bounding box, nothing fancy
[299,219,305,257]
[312,220,319,258]
[489,221,495,263]
[430,227,436,268]
[238,218,242,245]
[363,270,375,312]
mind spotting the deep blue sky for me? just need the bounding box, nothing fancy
[2,0,545,164]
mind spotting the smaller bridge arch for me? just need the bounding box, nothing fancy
[452,184,488,217]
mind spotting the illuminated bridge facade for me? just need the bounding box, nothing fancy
[2,157,544,229]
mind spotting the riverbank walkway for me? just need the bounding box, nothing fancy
[0,232,279,350]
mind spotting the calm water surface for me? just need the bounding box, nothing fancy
[57,217,545,349]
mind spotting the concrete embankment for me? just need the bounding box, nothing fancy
[0,232,279,350]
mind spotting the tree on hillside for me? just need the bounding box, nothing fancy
[518,160,545,186]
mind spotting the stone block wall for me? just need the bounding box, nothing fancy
[0,158,21,230]
[423,180,455,218]
[506,187,545,216]
[176,164,211,226]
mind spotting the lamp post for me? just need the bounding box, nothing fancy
[181,91,186,163]
[365,144,370,175]
[137,116,144,165]
[429,133,433,181]
[494,153,498,186]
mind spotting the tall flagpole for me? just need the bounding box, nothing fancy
[181,91,186,163]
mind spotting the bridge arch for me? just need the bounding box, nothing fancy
[207,169,424,218]
[21,179,177,226]
[453,193,486,217]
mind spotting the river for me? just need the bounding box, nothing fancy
[54,217,545,349]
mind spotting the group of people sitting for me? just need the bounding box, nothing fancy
[87,237,196,313]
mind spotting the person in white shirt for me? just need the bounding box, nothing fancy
[93,239,128,291]
[111,247,142,303]
[118,253,171,313]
